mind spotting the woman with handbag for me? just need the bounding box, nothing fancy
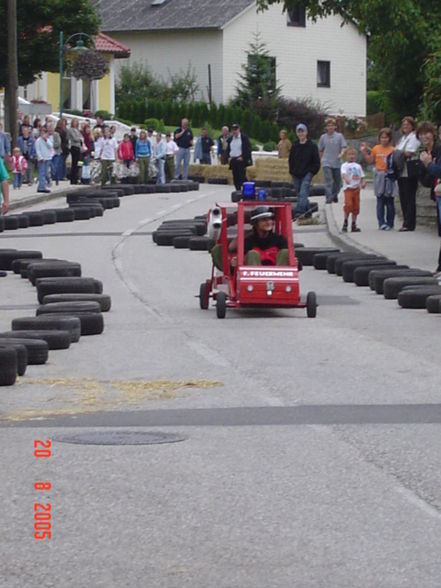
[418,121,441,276]
[396,116,421,231]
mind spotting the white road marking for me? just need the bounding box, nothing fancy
[395,486,441,522]
[185,339,230,368]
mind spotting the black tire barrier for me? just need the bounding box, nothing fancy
[370,268,433,294]
[313,250,342,270]
[3,215,20,230]
[72,207,92,220]
[155,184,172,193]
[398,286,441,309]
[335,254,378,276]
[383,277,439,299]
[0,330,71,350]
[12,316,81,343]
[16,214,30,228]
[271,181,291,188]
[426,294,441,313]
[39,210,57,224]
[296,247,340,267]
[36,277,102,303]
[28,262,82,284]
[309,184,326,196]
[28,211,45,226]
[207,177,228,185]
[98,196,120,208]
[341,258,394,283]
[51,208,76,222]
[153,230,194,246]
[36,311,104,336]
[231,191,242,203]
[189,236,213,251]
[69,202,104,217]
[354,264,409,287]
[0,347,17,386]
[0,249,42,270]
[188,175,205,183]
[173,236,192,248]
[0,216,4,232]
[255,180,272,188]
[0,337,48,365]
[0,343,27,376]
[68,204,97,218]
[102,185,135,195]
[0,270,6,277]
[18,258,63,279]
[37,301,101,315]
[134,184,157,194]
[41,293,111,312]
[326,252,358,274]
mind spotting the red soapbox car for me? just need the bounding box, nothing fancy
[199,200,317,319]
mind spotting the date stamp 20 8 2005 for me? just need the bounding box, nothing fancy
[33,440,52,540]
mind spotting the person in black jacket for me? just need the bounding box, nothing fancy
[288,123,321,218]
[226,123,253,190]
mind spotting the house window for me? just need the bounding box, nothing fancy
[317,61,330,87]
[287,4,306,27]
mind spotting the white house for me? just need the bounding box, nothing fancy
[95,0,367,116]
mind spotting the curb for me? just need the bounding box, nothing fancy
[323,201,382,256]
[9,185,85,213]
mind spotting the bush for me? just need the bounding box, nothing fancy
[367,91,382,115]
[277,97,328,139]
[144,118,165,132]
[95,110,113,120]
[263,141,276,152]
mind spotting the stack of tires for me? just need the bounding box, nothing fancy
[152,216,213,251]
[0,249,111,386]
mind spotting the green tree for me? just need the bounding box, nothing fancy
[115,62,164,104]
[256,0,441,122]
[0,0,99,88]
[233,32,281,121]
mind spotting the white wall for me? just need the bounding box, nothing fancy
[222,4,366,116]
[110,30,224,104]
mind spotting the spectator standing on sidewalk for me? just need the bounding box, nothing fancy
[277,129,292,159]
[217,126,230,165]
[9,147,28,190]
[0,157,10,214]
[68,118,83,185]
[152,132,166,184]
[17,126,35,186]
[418,121,441,275]
[0,122,11,163]
[130,127,138,153]
[165,133,178,182]
[55,119,69,181]
[95,126,118,187]
[35,127,53,193]
[319,117,347,203]
[396,116,421,232]
[174,118,193,180]
[340,147,366,232]
[194,128,214,164]
[135,130,152,184]
[289,123,320,219]
[361,128,396,230]
[226,123,253,191]
[118,133,135,168]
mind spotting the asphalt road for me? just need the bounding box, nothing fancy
[1,186,441,588]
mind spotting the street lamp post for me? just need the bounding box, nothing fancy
[59,32,96,119]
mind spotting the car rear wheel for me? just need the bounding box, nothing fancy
[306,291,317,318]
[216,291,227,319]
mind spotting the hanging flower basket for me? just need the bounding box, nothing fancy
[71,50,109,81]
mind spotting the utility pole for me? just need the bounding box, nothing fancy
[6,0,18,149]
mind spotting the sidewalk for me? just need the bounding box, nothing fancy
[325,183,440,272]
[7,180,84,212]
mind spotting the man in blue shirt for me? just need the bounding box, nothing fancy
[174,118,193,180]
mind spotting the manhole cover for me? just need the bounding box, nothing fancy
[54,431,187,446]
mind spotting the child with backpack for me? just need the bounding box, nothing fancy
[9,147,28,189]
[361,128,396,230]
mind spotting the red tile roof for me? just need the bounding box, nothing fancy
[95,32,130,58]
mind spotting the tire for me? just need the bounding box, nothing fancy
[231,191,242,203]
[72,207,92,220]
[3,215,19,230]
[36,301,101,315]
[296,247,340,267]
[0,217,4,232]
[306,291,317,318]
[36,277,102,303]
[173,236,191,249]
[371,269,433,294]
[0,343,27,376]
[189,237,213,251]
[0,250,42,270]
[216,291,227,318]
[208,177,228,185]
[199,282,209,310]
[134,184,156,194]
[335,255,378,276]
[39,210,57,224]
[46,312,104,336]
[326,252,356,274]
[42,293,111,312]
[155,184,172,193]
[12,316,81,343]
[341,258,393,283]
[52,208,75,222]
[398,286,441,309]
[0,270,6,277]
[155,231,193,246]
[313,250,342,270]
[17,214,30,228]
[309,184,326,196]
[426,294,441,313]
[0,347,17,386]
[0,330,71,350]
[28,262,82,284]
[354,264,408,287]
[383,276,439,300]
[28,211,45,226]
[0,337,48,365]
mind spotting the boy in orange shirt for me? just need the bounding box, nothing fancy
[361,128,396,230]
